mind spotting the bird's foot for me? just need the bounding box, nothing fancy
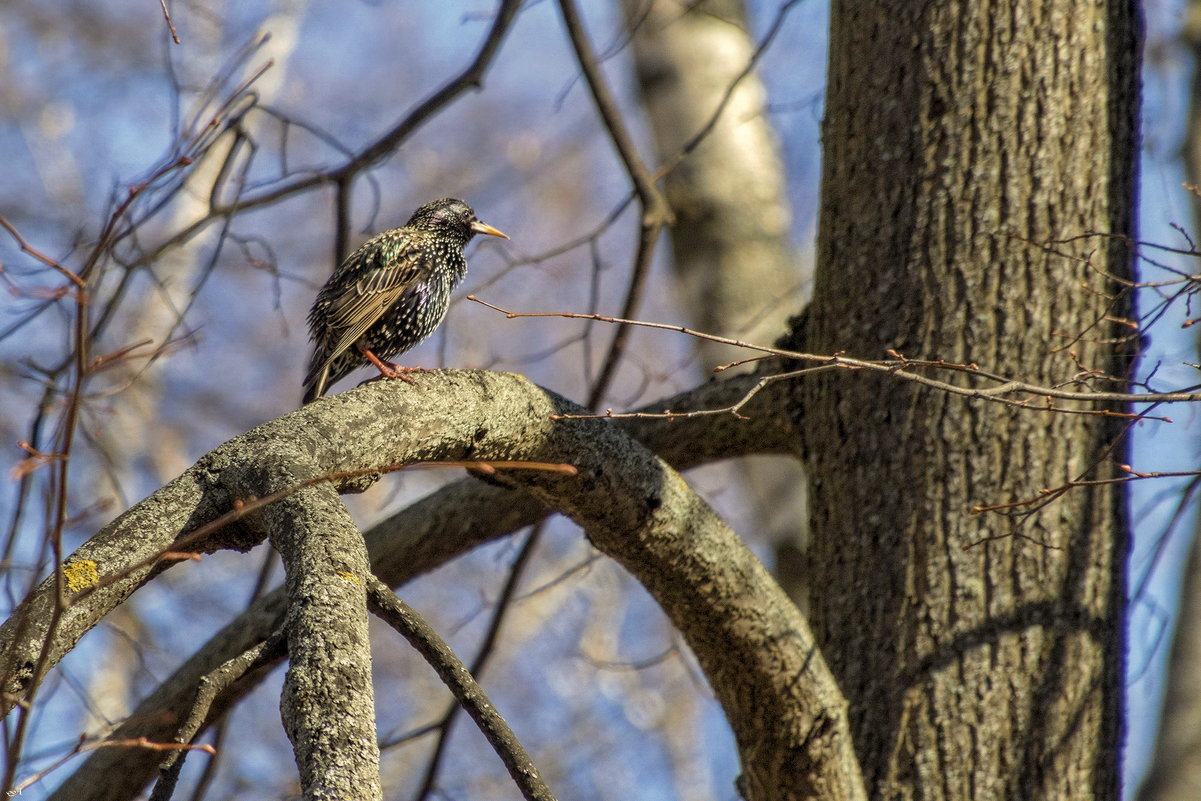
[359,347,432,385]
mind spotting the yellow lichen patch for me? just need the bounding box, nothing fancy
[336,570,361,585]
[64,560,100,592]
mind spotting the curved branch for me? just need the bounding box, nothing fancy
[39,369,800,801]
[367,577,557,801]
[42,369,802,801]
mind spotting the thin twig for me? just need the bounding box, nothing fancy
[158,0,181,44]
[652,0,805,181]
[412,523,545,801]
[367,577,557,801]
[468,297,1201,412]
[8,735,214,796]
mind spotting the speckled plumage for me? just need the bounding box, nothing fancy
[302,198,507,404]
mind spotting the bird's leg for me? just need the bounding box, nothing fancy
[358,346,434,385]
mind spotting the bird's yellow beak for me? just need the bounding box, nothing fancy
[471,220,509,239]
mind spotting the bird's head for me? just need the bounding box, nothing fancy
[408,198,509,241]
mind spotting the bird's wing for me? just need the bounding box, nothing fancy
[317,240,427,364]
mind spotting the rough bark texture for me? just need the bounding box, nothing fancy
[800,1,1139,799]
[0,371,787,726]
[265,483,382,801]
[35,370,844,801]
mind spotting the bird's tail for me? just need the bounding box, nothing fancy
[301,363,329,406]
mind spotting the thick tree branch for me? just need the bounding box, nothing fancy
[39,369,798,801]
[37,369,807,801]
[266,482,382,800]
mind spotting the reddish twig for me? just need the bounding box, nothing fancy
[68,458,577,605]
[158,0,181,44]
[0,215,84,289]
[9,734,214,796]
[469,296,1201,413]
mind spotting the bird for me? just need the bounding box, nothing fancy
[302,198,508,404]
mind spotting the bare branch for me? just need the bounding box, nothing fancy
[38,369,796,801]
[367,576,557,801]
[555,0,671,227]
[267,482,381,800]
[150,633,285,801]
[157,0,181,44]
[469,297,1201,412]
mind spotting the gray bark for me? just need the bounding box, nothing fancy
[802,0,1139,798]
[34,370,846,801]
[267,483,382,801]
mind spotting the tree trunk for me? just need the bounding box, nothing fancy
[801,1,1139,799]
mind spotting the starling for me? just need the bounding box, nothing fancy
[302,198,508,404]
